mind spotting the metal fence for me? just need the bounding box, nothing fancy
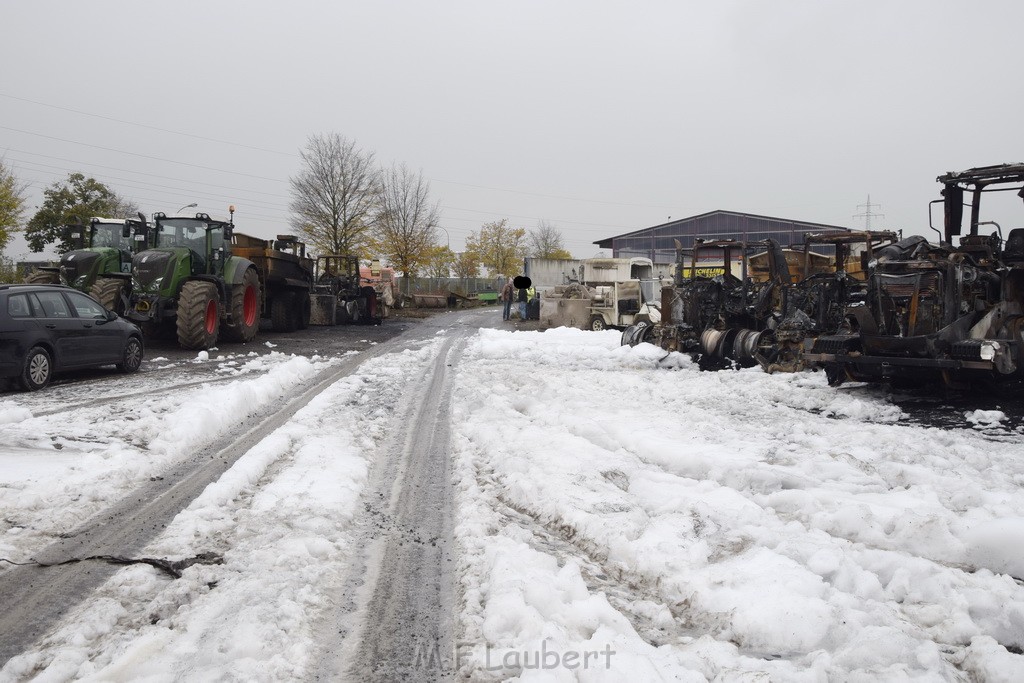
[395,277,504,296]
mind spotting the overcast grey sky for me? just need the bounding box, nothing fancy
[2,0,1022,261]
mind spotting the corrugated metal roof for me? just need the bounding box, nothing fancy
[594,209,851,248]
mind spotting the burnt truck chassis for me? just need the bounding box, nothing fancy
[756,230,899,373]
[806,163,1024,391]
[623,239,790,367]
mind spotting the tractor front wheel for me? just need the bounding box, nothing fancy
[589,315,607,332]
[222,268,260,343]
[177,281,220,349]
[25,270,59,285]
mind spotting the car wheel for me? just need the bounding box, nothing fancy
[117,336,144,373]
[589,315,607,331]
[20,346,52,391]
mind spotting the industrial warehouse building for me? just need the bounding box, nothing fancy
[594,210,851,264]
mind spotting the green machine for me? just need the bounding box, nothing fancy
[126,208,261,350]
[25,217,150,313]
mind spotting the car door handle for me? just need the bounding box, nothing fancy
[82,323,93,328]
[45,324,57,329]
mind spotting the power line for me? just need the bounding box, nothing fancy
[0,126,288,183]
[2,92,680,213]
[0,92,297,158]
[1,147,293,200]
[9,157,291,213]
[430,177,677,210]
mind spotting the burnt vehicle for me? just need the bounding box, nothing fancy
[312,255,383,325]
[805,163,1024,391]
[622,238,791,366]
[755,230,899,373]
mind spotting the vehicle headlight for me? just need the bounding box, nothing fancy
[74,275,88,288]
[979,341,1000,361]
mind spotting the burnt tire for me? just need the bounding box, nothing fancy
[25,270,60,285]
[297,291,311,330]
[271,294,296,332]
[177,281,220,349]
[89,277,127,315]
[589,315,607,332]
[117,336,144,373]
[20,346,52,391]
[222,267,260,343]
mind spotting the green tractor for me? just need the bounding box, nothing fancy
[25,216,150,314]
[125,208,261,349]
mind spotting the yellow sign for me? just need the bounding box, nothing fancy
[679,266,726,278]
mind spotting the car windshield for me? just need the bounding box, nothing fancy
[157,218,208,253]
[91,222,128,249]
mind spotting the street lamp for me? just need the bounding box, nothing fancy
[437,226,450,249]
[177,203,198,213]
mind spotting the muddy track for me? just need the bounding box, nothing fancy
[0,329,426,667]
[312,326,471,682]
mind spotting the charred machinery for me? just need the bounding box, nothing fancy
[232,234,314,332]
[622,238,791,366]
[755,230,898,373]
[313,255,383,325]
[806,163,1024,391]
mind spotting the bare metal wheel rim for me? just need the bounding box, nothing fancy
[29,354,49,385]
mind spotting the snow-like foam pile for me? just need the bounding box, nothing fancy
[452,327,1024,680]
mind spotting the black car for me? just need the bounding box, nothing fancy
[0,284,144,391]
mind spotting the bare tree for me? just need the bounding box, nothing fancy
[289,133,380,257]
[528,220,572,259]
[373,164,440,283]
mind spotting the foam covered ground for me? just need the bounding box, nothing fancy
[452,327,1024,681]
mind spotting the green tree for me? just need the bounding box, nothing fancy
[289,133,380,257]
[528,220,572,259]
[464,219,528,276]
[0,159,28,253]
[24,173,137,253]
[426,245,456,278]
[373,164,440,284]
[0,254,20,284]
[452,250,480,279]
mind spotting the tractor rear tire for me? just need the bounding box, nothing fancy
[25,270,59,285]
[222,267,260,343]
[271,294,296,332]
[177,281,220,349]
[89,277,127,315]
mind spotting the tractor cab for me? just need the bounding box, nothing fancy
[149,212,233,278]
[50,217,145,291]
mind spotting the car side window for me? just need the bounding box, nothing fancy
[65,291,108,319]
[31,291,72,318]
[7,293,33,318]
